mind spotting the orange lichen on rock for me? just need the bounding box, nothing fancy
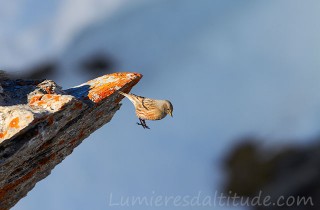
[37,101,46,106]
[28,94,73,112]
[53,95,60,101]
[88,84,115,103]
[29,94,60,105]
[28,95,43,105]
[9,117,20,129]
[87,72,142,103]
[0,131,7,139]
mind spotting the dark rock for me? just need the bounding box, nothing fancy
[80,52,116,77]
[223,138,319,209]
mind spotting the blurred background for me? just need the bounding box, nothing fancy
[2,0,320,209]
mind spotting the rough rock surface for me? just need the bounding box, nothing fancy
[0,72,142,210]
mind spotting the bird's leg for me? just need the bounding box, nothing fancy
[137,118,146,128]
[142,119,150,129]
[137,119,150,129]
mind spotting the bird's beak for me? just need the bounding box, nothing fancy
[169,112,173,117]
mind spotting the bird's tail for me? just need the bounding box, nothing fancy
[118,90,133,101]
[118,90,140,105]
[118,91,129,97]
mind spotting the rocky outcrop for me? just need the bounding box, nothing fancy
[223,138,319,210]
[0,72,142,209]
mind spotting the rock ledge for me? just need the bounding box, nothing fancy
[0,72,142,209]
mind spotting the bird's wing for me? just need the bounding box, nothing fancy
[135,99,164,120]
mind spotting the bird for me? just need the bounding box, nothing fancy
[118,91,173,129]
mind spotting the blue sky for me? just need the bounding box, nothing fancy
[2,0,320,209]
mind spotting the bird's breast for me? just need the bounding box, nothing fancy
[135,107,166,121]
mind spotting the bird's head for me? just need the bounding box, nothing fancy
[163,100,173,117]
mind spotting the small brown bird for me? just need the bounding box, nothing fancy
[118,91,173,129]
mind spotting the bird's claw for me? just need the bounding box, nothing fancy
[144,125,150,129]
[137,119,150,129]
[136,122,150,129]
